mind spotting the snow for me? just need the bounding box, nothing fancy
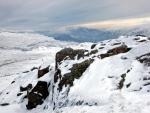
[0,32,77,113]
[56,35,150,113]
[0,32,150,113]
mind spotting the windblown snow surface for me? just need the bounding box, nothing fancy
[0,32,150,113]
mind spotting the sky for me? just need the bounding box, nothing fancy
[0,0,150,31]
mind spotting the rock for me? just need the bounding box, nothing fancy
[99,47,104,49]
[17,93,23,96]
[121,56,128,60]
[126,83,131,88]
[26,81,49,110]
[107,45,131,55]
[56,48,88,68]
[136,34,147,37]
[134,38,140,40]
[143,77,150,81]
[143,82,150,86]
[137,53,150,66]
[54,69,62,83]
[90,49,98,55]
[138,40,147,42]
[57,59,94,91]
[99,53,110,59]
[31,67,38,71]
[38,66,49,78]
[112,42,121,46]
[118,73,126,89]
[20,84,32,92]
[91,44,97,49]
[0,103,9,106]
[99,45,131,59]
[23,71,30,73]
[11,81,15,84]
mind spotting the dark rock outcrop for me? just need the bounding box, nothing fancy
[54,48,95,92]
[90,49,98,55]
[57,59,94,91]
[99,45,131,59]
[56,48,88,68]
[107,45,131,55]
[38,66,49,78]
[91,44,97,49]
[26,81,49,110]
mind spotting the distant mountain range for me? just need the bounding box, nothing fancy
[37,26,150,42]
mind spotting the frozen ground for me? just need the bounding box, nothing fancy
[0,32,150,113]
[0,32,77,113]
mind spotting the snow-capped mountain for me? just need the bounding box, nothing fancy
[0,32,150,113]
[45,25,150,42]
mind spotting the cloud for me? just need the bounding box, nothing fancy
[70,17,150,29]
[0,0,150,30]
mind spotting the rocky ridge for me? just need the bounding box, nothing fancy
[0,35,150,113]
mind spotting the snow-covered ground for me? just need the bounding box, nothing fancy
[0,32,150,113]
[0,32,77,113]
[54,35,150,113]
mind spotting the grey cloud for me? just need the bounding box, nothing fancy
[0,0,150,30]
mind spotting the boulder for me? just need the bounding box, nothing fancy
[26,81,49,110]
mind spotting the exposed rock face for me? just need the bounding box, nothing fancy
[38,66,49,78]
[52,45,131,109]
[55,48,87,68]
[26,81,49,110]
[99,45,131,59]
[58,59,94,91]
[53,48,94,109]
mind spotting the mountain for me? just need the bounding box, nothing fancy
[0,32,150,113]
[41,25,150,42]
[43,27,121,42]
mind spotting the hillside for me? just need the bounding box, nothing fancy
[0,32,150,113]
